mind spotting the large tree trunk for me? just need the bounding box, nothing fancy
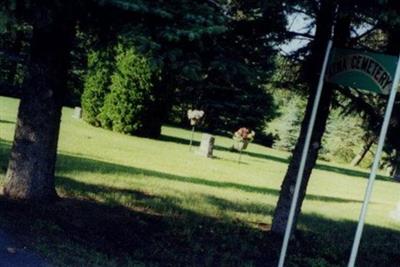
[8,30,25,85]
[271,2,351,235]
[4,4,74,201]
[271,86,334,234]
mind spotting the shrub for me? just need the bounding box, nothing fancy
[81,49,114,126]
[100,45,159,137]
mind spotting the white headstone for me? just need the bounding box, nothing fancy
[198,133,215,158]
[389,202,400,221]
[73,107,82,119]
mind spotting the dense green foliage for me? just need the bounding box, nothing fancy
[81,48,114,126]
[77,0,285,139]
[270,92,305,151]
[100,46,157,136]
[168,1,285,135]
[2,0,400,147]
[268,91,372,165]
[322,110,366,163]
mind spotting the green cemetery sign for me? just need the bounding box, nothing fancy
[326,48,398,94]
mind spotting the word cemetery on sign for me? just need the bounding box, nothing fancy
[326,48,398,94]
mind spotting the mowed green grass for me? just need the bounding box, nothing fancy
[1,96,400,266]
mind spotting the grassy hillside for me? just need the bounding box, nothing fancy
[0,96,400,266]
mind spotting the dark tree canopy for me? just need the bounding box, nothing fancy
[0,0,287,200]
[76,0,288,139]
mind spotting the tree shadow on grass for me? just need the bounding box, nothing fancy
[295,213,400,267]
[0,119,15,125]
[0,181,399,267]
[0,139,364,207]
[160,133,288,161]
[0,139,400,265]
[0,186,279,266]
[203,198,400,267]
[314,163,391,181]
[159,134,201,147]
[204,195,276,218]
[56,153,365,204]
[0,138,366,206]
[222,150,391,182]
[160,133,393,183]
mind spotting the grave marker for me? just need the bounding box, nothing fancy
[198,134,214,158]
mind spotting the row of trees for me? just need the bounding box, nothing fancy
[0,1,286,199]
[78,0,283,138]
[1,0,400,238]
[271,91,373,166]
[82,45,159,137]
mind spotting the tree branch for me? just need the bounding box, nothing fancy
[287,30,314,39]
[349,24,379,45]
[336,86,381,125]
[205,0,234,19]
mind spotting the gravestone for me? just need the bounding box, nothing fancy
[389,202,400,221]
[73,107,82,119]
[198,133,215,158]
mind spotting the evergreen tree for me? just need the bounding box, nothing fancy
[79,0,230,137]
[81,48,114,126]
[322,110,366,163]
[78,0,286,137]
[100,45,156,136]
[271,95,304,151]
[169,0,286,134]
[2,0,77,201]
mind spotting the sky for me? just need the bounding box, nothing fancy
[279,13,314,55]
[279,11,372,55]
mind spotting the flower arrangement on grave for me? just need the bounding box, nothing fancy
[233,127,255,163]
[187,109,205,126]
[233,127,255,151]
[187,109,205,150]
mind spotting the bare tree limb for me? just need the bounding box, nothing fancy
[349,24,379,45]
[287,30,314,39]
[205,0,234,19]
[336,86,381,124]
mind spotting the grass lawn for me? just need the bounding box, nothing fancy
[1,96,400,266]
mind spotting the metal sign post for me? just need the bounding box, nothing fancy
[277,39,333,267]
[347,53,400,267]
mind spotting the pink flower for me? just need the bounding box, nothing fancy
[233,127,255,142]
